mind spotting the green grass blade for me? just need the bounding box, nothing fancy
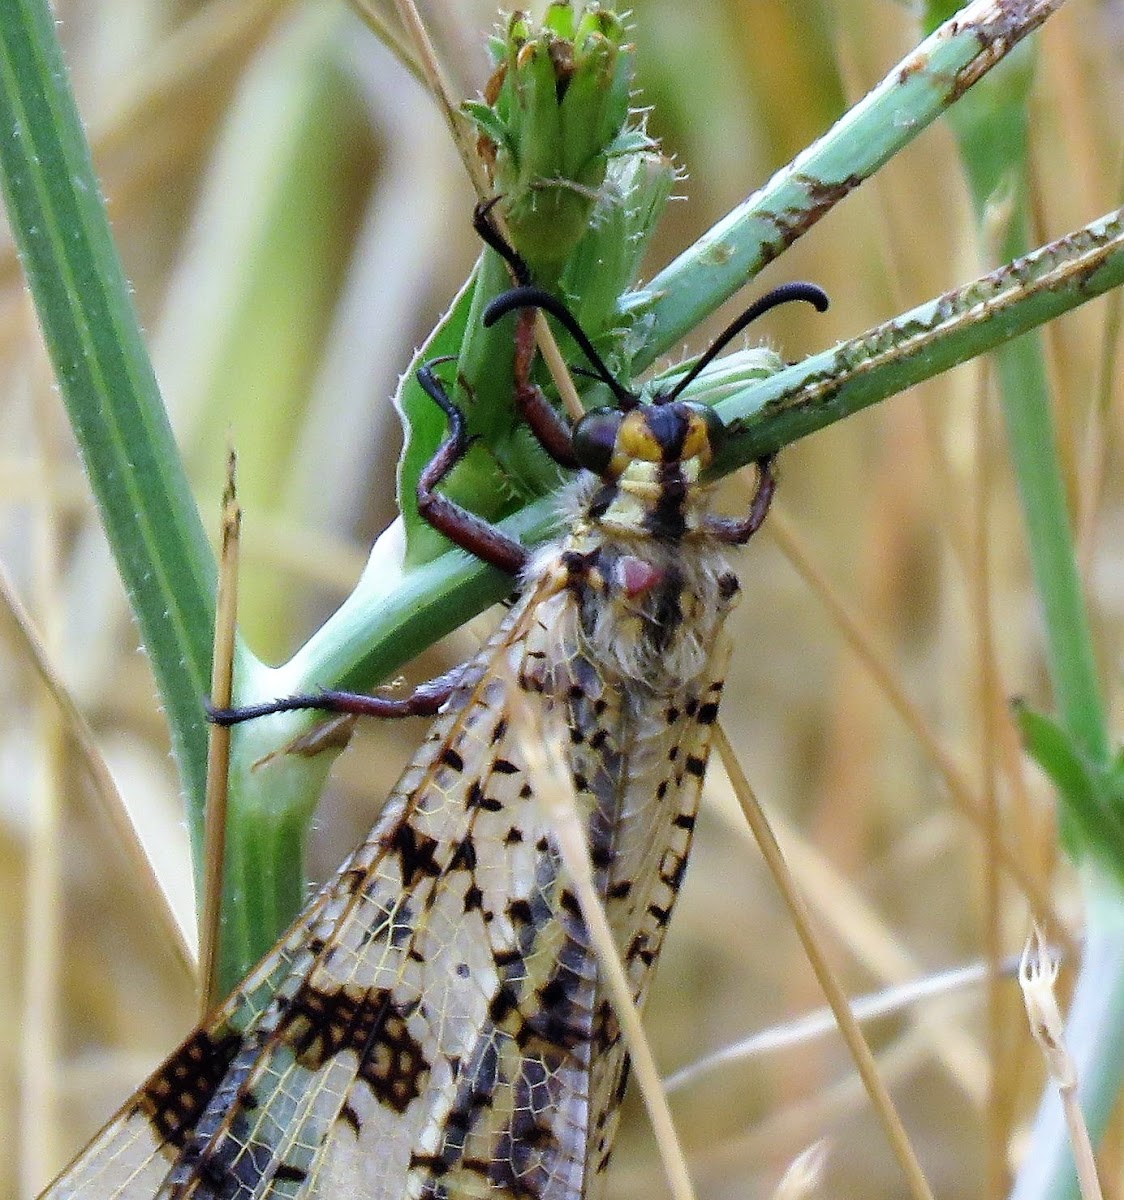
[942,19,1117,1200]
[994,285,1109,766]
[0,0,219,870]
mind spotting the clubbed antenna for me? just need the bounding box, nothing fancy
[485,280,830,411]
[666,282,829,402]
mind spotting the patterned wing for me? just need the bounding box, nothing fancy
[42,881,339,1199]
[42,547,732,1200]
[162,581,583,1200]
[39,572,557,1200]
[543,592,733,1192]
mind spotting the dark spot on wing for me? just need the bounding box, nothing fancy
[333,1100,360,1137]
[488,984,519,1023]
[275,983,429,1113]
[135,1027,242,1148]
[388,823,442,886]
[448,837,477,871]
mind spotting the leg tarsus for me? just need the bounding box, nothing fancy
[207,663,471,727]
[473,198,530,285]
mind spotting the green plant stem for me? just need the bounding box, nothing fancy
[238,208,1124,744]
[713,208,1124,471]
[634,0,1067,367]
[217,703,338,989]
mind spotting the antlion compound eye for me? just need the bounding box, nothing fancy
[572,407,625,475]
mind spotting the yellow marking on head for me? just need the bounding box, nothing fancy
[616,412,665,462]
[681,412,716,468]
[614,454,702,497]
[605,407,719,478]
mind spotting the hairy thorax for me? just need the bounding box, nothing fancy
[525,472,742,698]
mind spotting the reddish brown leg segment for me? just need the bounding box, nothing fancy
[207,662,470,726]
[705,456,777,545]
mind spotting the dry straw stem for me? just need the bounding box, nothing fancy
[93,0,292,138]
[20,413,65,1198]
[766,501,1060,931]
[508,682,699,1200]
[714,722,936,1200]
[666,950,1027,1094]
[673,1022,949,1195]
[0,0,291,298]
[0,557,196,975]
[1076,149,1124,573]
[345,0,426,88]
[671,793,989,1104]
[1019,927,1104,1200]
[200,451,242,1014]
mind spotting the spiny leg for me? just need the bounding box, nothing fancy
[414,362,531,576]
[206,662,471,725]
[210,365,532,727]
[230,207,588,726]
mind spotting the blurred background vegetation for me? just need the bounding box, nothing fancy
[1,1,1122,1198]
